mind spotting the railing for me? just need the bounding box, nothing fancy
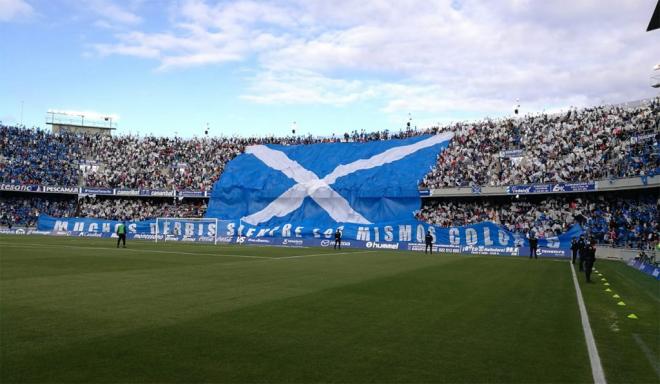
[420,175,659,197]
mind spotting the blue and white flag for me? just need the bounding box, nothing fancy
[206,133,453,226]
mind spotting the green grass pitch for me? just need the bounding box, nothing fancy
[1,235,658,383]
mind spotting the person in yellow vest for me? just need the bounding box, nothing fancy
[116,222,127,248]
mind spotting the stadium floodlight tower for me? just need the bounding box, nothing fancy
[46,110,117,136]
[155,217,220,245]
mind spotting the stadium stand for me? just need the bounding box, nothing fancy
[77,196,207,221]
[0,98,658,250]
[420,98,659,188]
[416,190,658,250]
[0,126,82,186]
[0,195,77,227]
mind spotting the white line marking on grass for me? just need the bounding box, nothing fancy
[632,334,660,379]
[276,250,377,259]
[570,262,607,384]
[0,242,270,260]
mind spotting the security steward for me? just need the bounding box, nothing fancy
[425,230,433,254]
[583,239,597,283]
[334,229,341,249]
[577,235,586,271]
[529,234,538,259]
[116,221,127,248]
[570,237,579,264]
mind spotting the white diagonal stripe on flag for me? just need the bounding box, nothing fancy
[322,132,453,184]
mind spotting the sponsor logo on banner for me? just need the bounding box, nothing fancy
[462,245,521,256]
[507,182,596,195]
[28,230,52,235]
[0,183,39,192]
[116,189,140,196]
[41,186,79,194]
[366,242,400,250]
[247,238,272,244]
[133,234,161,240]
[282,239,304,246]
[536,248,568,257]
[217,236,233,243]
[142,190,176,197]
[179,190,206,197]
[407,243,462,253]
[75,232,103,238]
[81,187,114,195]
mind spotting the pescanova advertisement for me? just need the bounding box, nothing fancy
[37,134,583,256]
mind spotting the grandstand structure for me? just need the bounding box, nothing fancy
[1,98,658,254]
[46,110,117,136]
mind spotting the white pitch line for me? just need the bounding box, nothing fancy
[570,262,607,384]
[276,250,377,259]
[632,334,660,380]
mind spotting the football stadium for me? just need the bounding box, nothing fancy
[1,1,659,383]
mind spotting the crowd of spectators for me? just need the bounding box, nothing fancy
[1,124,440,190]
[416,191,659,249]
[0,195,207,225]
[0,195,77,227]
[421,98,659,188]
[2,98,657,191]
[0,126,83,186]
[76,197,207,221]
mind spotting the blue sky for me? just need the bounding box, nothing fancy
[1,0,658,138]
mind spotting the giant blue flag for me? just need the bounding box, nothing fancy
[206,133,452,225]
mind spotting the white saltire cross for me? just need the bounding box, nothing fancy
[241,132,453,225]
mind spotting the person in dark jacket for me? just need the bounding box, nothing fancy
[570,237,579,264]
[425,230,433,254]
[334,229,341,249]
[529,234,538,259]
[577,235,586,271]
[583,239,597,283]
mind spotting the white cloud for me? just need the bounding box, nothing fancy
[90,0,659,116]
[0,0,33,22]
[242,70,377,105]
[86,0,141,27]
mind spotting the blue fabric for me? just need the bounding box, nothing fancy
[206,135,450,225]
